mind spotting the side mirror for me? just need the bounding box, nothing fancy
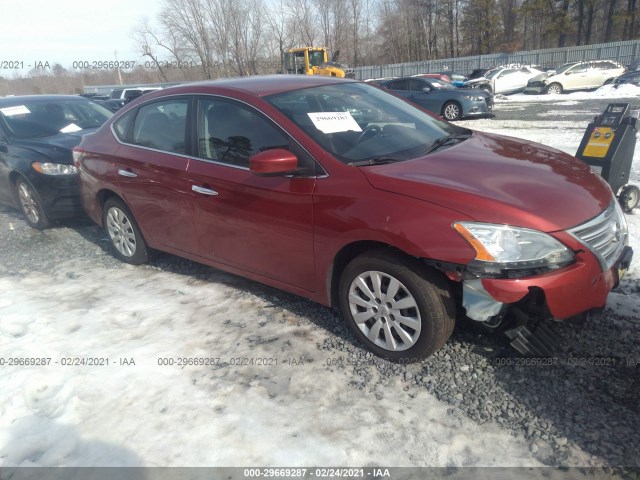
[250,148,298,176]
[422,87,432,93]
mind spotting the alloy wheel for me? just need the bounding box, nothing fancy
[106,207,137,257]
[17,182,40,225]
[348,270,421,352]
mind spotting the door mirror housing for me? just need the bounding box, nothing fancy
[250,148,298,176]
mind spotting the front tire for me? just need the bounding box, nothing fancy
[442,101,462,121]
[15,177,49,230]
[545,83,563,94]
[103,197,149,265]
[339,250,456,362]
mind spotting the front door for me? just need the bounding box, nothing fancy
[186,97,317,291]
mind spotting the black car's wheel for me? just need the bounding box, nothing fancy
[545,83,563,94]
[619,185,640,213]
[442,101,462,121]
[15,177,49,230]
[103,197,149,265]
[339,249,456,362]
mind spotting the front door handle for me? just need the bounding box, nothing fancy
[118,169,137,178]
[192,185,218,196]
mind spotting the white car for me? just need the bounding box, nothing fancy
[524,60,626,94]
[465,65,545,95]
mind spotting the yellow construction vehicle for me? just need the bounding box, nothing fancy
[284,47,355,78]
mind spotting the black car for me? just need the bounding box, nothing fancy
[94,98,127,112]
[380,77,493,121]
[0,95,112,228]
[614,70,640,86]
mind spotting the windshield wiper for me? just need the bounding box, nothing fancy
[424,133,472,155]
[348,157,401,167]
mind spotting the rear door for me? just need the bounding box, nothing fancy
[186,96,317,290]
[110,96,197,252]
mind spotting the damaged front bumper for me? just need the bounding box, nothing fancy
[462,245,633,323]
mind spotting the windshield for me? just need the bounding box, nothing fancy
[266,82,467,164]
[0,99,112,139]
[484,69,501,79]
[555,63,575,74]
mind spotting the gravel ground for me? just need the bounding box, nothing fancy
[1,198,639,472]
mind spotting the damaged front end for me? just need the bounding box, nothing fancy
[439,204,632,354]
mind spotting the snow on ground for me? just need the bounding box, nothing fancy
[0,260,546,467]
[1,86,639,470]
[494,83,640,103]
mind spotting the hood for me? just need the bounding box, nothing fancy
[360,131,613,232]
[529,71,554,83]
[452,87,491,98]
[464,78,490,87]
[12,128,97,163]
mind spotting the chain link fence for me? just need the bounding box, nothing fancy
[354,40,640,80]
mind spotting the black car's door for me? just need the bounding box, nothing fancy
[0,128,13,205]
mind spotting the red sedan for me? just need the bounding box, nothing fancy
[74,75,632,361]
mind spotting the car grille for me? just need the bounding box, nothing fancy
[527,81,545,88]
[567,201,628,271]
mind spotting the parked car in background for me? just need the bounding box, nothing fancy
[94,98,127,112]
[73,76,633,362]
[412,73,452,82]
[468,68,492,80]
[380,76,493,120]
[464,65,545,94]
[614,70,640,87]
[524,60,625,94]
[110,87,162,101]
[0,95,112,228]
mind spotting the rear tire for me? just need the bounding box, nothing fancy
[15,177,49,230]
[103,197,149,265]
[339,249,456,362]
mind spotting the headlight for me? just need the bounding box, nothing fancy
[462,95,484,101]
[32,162,78,175]
[453,222,575,278]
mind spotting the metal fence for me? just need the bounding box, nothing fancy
[354,40,640,80]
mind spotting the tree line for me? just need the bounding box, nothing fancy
[135,0,639,81]
[1,0,638,95]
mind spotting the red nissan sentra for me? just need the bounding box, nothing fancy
[74,75,633,361]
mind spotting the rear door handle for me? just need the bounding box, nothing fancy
[118,169,137,178]
[192,185,218,196]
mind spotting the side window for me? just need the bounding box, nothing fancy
[409,79,426,91]
[131,98,188,154]
[197,99,289,168]
[113,109,135,141]
[388,79,410,91]
[570,64,587,74]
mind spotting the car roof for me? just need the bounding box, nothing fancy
[0,95,88,106]
[152,75,359,98]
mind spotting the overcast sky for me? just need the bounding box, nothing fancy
[0,0,161,75]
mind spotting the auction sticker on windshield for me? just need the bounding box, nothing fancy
[0,105,30,116]
[308,111,362,134]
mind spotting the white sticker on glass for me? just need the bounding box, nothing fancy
[0,105,31,116]
[307,111,362,134]
[60,123,82,133]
